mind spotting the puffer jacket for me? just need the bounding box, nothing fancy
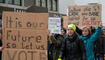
[59,33,86,60]
[80,27,102,60]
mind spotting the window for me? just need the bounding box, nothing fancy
[42,0,47,7]
[53,0,57,11]
[48,0,58,11]
[8,0,12,4]
[14,0,21,6]
[0,0,4,3]
[35,0,47,7]
[0,0,2,3]
[36,0,41,6]
[48,0,52,10]
[8,0,22,6]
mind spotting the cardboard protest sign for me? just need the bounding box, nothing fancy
[2,12,48,50]
[64,4,102,28]
[2,11,48,60]
[3,29,47,50]
[63,16,69,29]
[2,12,48,29]
[63,16,80,28]
[2,49,47,60]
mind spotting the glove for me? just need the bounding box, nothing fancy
[58,58,62,60]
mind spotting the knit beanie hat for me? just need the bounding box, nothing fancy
[68,24,76,31]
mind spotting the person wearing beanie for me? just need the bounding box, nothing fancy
[58,24,87,60]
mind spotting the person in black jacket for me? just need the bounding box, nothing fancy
[0,28,3,60]
[58,24,86,60]
[94,30,105,60]
[51,34,64,60]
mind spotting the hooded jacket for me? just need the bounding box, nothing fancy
[59,33,86,60]
[80,27,102,60]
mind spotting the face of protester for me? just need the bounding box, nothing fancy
[61,30,65,35]
[82,27,89,36]
[68,28,74,36]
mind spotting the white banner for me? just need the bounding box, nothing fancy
[48,17,61,34]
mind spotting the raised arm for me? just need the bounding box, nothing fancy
[76,26,82,35]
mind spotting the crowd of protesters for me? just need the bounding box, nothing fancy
[0,23,104,60]
[47,23,105,60]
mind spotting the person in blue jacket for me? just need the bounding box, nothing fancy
[76,24,102,60]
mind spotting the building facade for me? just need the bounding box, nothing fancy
[0,0,63,26]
